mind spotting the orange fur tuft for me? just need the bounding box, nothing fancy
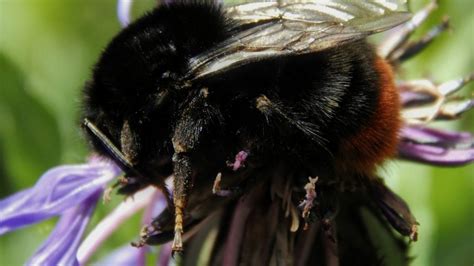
[336,57,401,176]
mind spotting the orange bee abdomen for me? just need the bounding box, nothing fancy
[337,57,401,176]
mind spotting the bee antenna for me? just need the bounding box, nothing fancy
[83,118,143,177]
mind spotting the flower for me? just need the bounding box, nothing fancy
[0,158,121,265]
[397,75,474,166]
[0,155,169,265]
[0,157,120,234]
[1,0,473,265]
[399,126,474,166]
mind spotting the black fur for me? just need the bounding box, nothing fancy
[82,0,388,261]
[83,1,380,180]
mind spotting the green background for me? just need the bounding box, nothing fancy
[0,0,472,265]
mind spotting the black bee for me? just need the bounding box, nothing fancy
[82,0,415,257]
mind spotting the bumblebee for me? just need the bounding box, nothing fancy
[82,0,422,263]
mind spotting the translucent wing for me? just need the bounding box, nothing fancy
[186,0,410,80]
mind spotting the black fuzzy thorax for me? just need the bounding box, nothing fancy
[83,2,232,176]
[83,1,380,181]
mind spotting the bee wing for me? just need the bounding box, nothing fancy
[186,0,410,80]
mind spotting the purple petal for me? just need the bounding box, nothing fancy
[223,193,258,266]
[142,190,168,224]
[95,244,148,266]
[77,187,159,265]
[26,192,100,266]
[401,126,473,145]
[400,90,432,106]
[398,125,474,165]
[117,0,133,27]
[0,158,121,234]
[157,243,172,266]
[398,141,474,166]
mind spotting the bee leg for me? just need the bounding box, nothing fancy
[116,175,148,196]
[379,0,437,60]
[392,18,450,63]
[102,186,114,203]
[401,74,473,123]
[170,87,222,253]
[170,151,191,253]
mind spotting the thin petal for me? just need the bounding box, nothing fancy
[400,90,432,106]
[77,187,159,265]
[93,244,148,266]
[26,192,101,266]
[370,179,418,241]
[398,141,474,166]
[117,0,133,27]
[157,243,172,266]
[401,126,473,145]
[398,125,474,166]
[0,159,120,234]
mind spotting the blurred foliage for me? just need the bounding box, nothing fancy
[0,0,472,265]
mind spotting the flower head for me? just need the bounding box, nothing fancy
[0,0,473,265]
